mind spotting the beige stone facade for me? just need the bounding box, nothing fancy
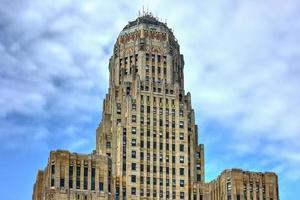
[207,169,279,200]
[32,150,112,200]
[32,13,279,200]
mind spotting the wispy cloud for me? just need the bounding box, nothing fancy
[0,0,299,199]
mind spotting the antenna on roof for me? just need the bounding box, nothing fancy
[142,5,145,16]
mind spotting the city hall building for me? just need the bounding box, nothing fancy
[32,13,279,200]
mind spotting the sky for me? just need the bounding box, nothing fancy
[0,0,299,199]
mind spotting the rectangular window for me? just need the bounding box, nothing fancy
[197,174,201,181]
[132,151,136,158]
[132,127,136,134]
[180,192,185,200]
[180,156,184,163]
[131,139,136,146]
[163,56,167,65]
[51,164,55,174]
[69,165,73,189]
[106,141,111,149]
[180,168,184,176]
[51,178,55,187]
[179,121,184,128]
[99,181,104,191]
[151,54,155,62]
[132,103,136,110]
[132,115,136,123]
[180,110,184,117]
[91,167,95,191]
[131,175,136,183]
[180,133,184,140]
[84,167,88,190]
[132,163,136,170]
[60,178,65,188]
[131,187,136,195]
[76,166,80,189]
[180,180,184,187]
[180,144,184,152]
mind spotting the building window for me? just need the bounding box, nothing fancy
[60,178,65,188]
[69,165,73,189]
[131,175,136,183]
[132,115,136,123]
[99,181,104,191]
[131,139,136,146]
[180,192,185,200]
[180,144,184,152]
[132,127,136,134]
[106,141,111,148]
[163,56,167,65]
[180,156,184,163]
[172,192,176,199]
[131,187,136,195]
[197,174,201,181]
[180,168,184,176]
[132,163,136,170]
[180,110,184,117]
[76,166,80,189]
[180,132,184,140]
[84,167,88,190]
[172,179,176,186]
[132,103,136,110]
[132,151,136,158]
[91,167,95,191]
[180,180,184,187]
[151,54,155,62]
[179,121,184,128]
[51,164,55,174]
[159,154,163,162]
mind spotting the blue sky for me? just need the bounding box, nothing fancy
[0,0,299,199]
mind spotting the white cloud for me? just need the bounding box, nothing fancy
[0,0,299,184]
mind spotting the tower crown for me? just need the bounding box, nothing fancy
[122,12,170,32]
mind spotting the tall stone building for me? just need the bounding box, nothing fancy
[32,13,279,200]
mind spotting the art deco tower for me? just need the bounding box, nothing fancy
[96,13,204,199]
[33,13,279,200]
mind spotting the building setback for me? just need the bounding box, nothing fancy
[32,13,279,200]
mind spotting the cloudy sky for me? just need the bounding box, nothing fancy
[1,0,299,199]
